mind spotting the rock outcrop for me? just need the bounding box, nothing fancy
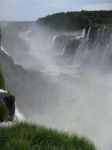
[0,90,15,122]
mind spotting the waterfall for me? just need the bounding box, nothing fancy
[2,23,112,150]
[0,89,8,93]
[52,34,58,44]
[101,29,112,65]
[73,27,112,70]
[1,45,9,56]
[95,28,101,47]
[86,27,91,41]
[15,108,25,121]
[81,28,86,38]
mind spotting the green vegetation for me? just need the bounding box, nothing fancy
[0,103,9,121]
[0,122,96,150]
[37,10,112,31]
[0,64,5,89]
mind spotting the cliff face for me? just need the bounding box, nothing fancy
[0,46,61,118]
[0,64,15,122]
[0,50,35,115]
[0,92,15,122]
[0,21,33,67]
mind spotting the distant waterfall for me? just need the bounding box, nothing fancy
[42,27,112,71]
[81,28,86,38]
[72,27,112,70]
[86,27,91,41]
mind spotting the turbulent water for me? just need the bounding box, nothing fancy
[1,23,112,150]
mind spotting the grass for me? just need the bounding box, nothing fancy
[0,122,96,150]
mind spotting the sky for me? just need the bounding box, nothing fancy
[0,0,112,21]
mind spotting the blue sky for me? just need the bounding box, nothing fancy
[0,0,112,21]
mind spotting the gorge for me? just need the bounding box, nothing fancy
[0,10,112,150]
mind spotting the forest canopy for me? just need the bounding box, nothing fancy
[37,10,112,31]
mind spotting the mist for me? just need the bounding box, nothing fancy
[1,22,112,150]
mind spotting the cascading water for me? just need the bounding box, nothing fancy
[74,27,112,71]
[86,27,91,40]
[15,108,25,121]
[1,45,9,56]
[2,24,112,150]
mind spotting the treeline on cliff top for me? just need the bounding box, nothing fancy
[37,10,112,30]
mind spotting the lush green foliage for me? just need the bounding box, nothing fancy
[37,10,112,31]
[0,64,5,89]
[0,103,9,121]
[0,122,96,150]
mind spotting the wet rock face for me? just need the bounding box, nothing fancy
[0,91,15,122]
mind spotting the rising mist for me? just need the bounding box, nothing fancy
[1,22,112,150]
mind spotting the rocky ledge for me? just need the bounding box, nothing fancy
[0,89,15,122]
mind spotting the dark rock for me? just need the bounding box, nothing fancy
[0,92,15,122]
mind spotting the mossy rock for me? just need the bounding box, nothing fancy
[0,103,9,122]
